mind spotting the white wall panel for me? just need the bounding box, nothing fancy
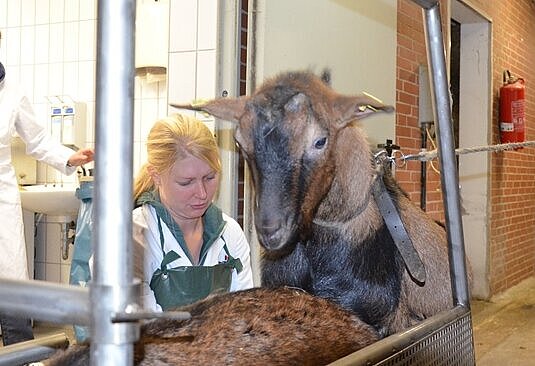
[254,0,397,147]
[169,0,197,52]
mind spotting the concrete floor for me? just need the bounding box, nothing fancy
[471,276,535,365]
[2,277,535,365]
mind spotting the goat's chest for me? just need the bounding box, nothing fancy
[304,226,403,317]
[307,224,402,275]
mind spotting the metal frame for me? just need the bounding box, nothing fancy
[214,0,241,219]
[0,0,473,365]
[0,333,69,365]
[90,0,139,364]
[418,0,471,307]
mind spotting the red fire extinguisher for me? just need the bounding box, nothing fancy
[499,70,525,144]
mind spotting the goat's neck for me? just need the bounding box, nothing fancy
[314,126,379,229]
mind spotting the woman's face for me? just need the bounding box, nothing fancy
[152,153,219,221]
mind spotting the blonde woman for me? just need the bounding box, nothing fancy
[133,114,253,311]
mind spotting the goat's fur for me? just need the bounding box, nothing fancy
[45,287,378,365]
[175,70,463,337]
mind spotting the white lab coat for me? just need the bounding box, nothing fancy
[0,77,76,280]
[132,204,255,311]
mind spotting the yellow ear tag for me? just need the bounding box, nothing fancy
[358,91,384,112]
[189,99,212,118]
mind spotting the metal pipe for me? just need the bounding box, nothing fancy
[422,3,470,306]
[0,278,90,325]
[92,0,139,365]
[215,0,240,218]
[0,332,69,366]
[245,0,263,286]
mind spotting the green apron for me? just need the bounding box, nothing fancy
[137,192,243,311]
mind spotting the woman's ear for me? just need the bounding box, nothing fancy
[147,165,161,187]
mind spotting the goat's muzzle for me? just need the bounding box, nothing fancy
[256,217,298,251]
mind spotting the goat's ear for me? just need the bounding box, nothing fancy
[334,92,394,127]
[170,96,249,123]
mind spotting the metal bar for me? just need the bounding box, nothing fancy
[0,278,89,325]
[215,0,240,217]
[92,0,139,365]
[422,3,470,306]
[244,0,263,287]
[330,305,470,365]
[0,332,69,366]
[111,310,191,323]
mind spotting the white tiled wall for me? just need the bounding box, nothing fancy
[167,0,218,132]
[1,0,217,180]
[1,0,218,282]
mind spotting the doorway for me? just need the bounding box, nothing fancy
[451,0,492,299]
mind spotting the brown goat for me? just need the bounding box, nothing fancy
[45,287,378,365]
[175,70,459,337]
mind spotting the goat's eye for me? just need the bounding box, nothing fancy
[313,137,327,149]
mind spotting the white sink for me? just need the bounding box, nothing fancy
[20,184,80,215]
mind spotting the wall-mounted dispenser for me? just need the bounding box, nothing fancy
[49,98,63,144]
[12,96,87,186]
[135,0,169,83]
[61,102,86,148]
[46,96,87,149]
[36,96,88,184]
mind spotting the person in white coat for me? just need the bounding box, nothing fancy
[0,58,94,345]
[132,114,253,312]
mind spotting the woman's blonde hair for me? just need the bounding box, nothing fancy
[133,114,221,202]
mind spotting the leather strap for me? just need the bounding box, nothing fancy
[372,168,426,285]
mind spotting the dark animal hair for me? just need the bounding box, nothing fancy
[45,287,378,365]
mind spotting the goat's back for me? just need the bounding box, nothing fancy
[45,287,378,365]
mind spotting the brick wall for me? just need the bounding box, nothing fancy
[479,0,535,294]
[396,0,535,296]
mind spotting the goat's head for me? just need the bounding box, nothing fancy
[172,70,393,251]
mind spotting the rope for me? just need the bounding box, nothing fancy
[403,141,535,162]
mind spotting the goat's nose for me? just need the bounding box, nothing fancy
[261,216,281,230]
[259,219,283,248]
